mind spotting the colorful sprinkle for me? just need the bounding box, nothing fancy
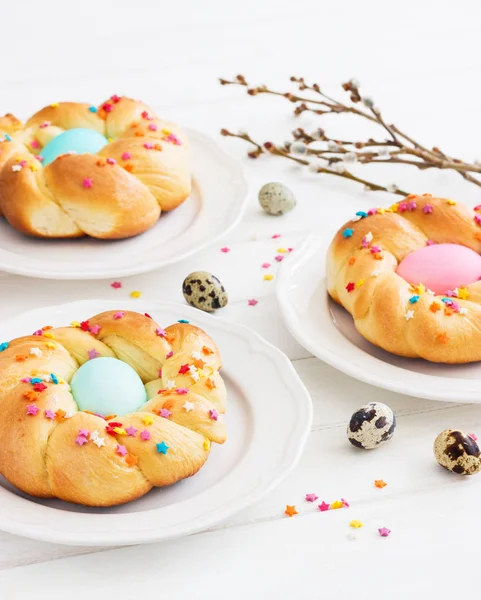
[264,274,274,281]
[248,299,258,306]
[111,281,122,289]
[130,290,142,298]
[404,310,415,321]
[409,295,420,304]
[75,434,88,446]
[90,325,101,335]
[209,409,219,421]
[88,106,98,112]
[113,312,125,319]
[142,415,154,425]
[349,520,363,529]
[121,152,131,160]
[346,282,355,293]
[125,426,138,437]
[178,319,190,324]
[176,388,189,395]
[343,228,354,238]
[178,364,190,375]
[82,178,93,189]
[262,262,271,268]
[140,429,151,441]
[378,527,391,537]
[374,480,387,488]
[275,255,284,262]
[284,505,298,517]
[87,348,101,360]
[159,408,172,419]
[305,493,318,502]
[33,383,47,392]
[330,500,345,510]
[0,342,8,352]
[44,409,56,420]
[156,441,169,455]
[166,351,174,359]
[116,444,128,457]
[26,404,39,416]
[220,247,230,253]
[183,401,195,412]
[318,501,330,512]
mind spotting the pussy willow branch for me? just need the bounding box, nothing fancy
[219,74,481,195]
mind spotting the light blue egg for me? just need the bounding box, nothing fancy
[40,128,109,166]
[70,357,146,417]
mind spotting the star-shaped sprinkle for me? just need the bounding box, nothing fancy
[176,388,189,394]
[90,325,101,335]
[11,165,22,172]
[330,500,344,510]
[125,426,138,436]
[272,233,281,239]
[178,364,190,375]
[142,415,154,425]
[78,428,90,438]
[409,295,419,304]
[178,319,190,324]
[26,404,39,415]
[248,299,258,306]
[156,441,169,454]
[191,350,202,360]
[111,281,122,289]
[378,527,391,537]
[82,178,93,189]
[469,433,478,441]
[318,501,330,512]
[166,351,174,359]
[343,228,354,238]
[374,480,387,488]
[159,408,172,419]
[459,307,468,315]
[341,498,350,507]
[438,332,449,344]
[404,310,414,321]
[346,282,355,293]
[423,204,433,214]
[0,342,8,352]
[75,434,88,446]
[93,436,106,447]
[262,262,271,268]
[44,409,56,420]
[88,348,100,360]
[116,444,128,457]
[220,247,230,253]
[166,379,176,390]
[430,302,441,313]
[285,505,298,517]
[356,279,365,288]
[140,429,151,441]
[183,401,195,412]
[264,274,274,281]
[305,493,318,502]
[350,520,363,529]
[113,312,125,319]
[209,409,219,421]
[457,287,469,300]
[33,383,47,392]
[130,290,142,298]
[29,347,43,357]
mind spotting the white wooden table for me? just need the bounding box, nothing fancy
[2,1,481,596]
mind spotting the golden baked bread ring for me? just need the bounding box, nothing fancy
[0,97,190,239]
[327,195,481,363]
[0,311,226,506]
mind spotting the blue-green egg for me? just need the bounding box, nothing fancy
[70,357,146,417]
[40,128,109,166]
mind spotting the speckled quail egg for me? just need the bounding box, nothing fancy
[347,402,396,450]
[258,182,296,216]
[182,271,228,312]
[434,429,481,475]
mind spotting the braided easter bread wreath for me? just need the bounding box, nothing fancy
[0,96,190,239]
[327,194,481,363]
[0,311,226,507]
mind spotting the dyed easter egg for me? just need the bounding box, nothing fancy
[40,128,109,166]
[71,357,146,417]
[396,243,481,295]
[434,430,481,475]
[347,402,396,450]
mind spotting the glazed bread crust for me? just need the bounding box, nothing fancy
[0,311,226,506]
[327,195,481,363]
[0,97,190,239]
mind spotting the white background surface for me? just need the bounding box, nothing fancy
[2,0,481,597]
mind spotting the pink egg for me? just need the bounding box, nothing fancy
[396,243,481,294]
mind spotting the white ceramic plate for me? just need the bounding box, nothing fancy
[0,300,312,546]
[277,234,481,403]
[0,129,248,280]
